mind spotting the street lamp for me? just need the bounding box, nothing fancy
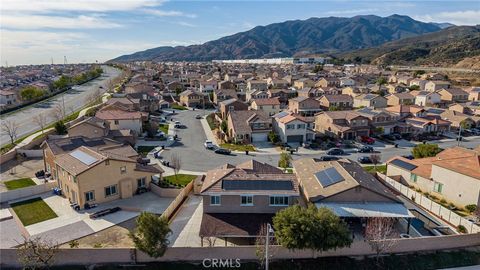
[265,223,274,270]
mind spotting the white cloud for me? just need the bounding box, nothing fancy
[143,9,197,18]
[414,10,480,26]
[1,14,122,29]
[2,0,164,12]
[176,21,197,27]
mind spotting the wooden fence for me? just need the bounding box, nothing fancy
[161,180,194,220]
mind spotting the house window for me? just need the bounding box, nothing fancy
[286,124,295,130]
[105,160,110,166]
[210,195,221,205]
[433,182,443,193]
[410,173,417,182]
[85,191,95,202]
[114,120,119,125]
[270,196,289,206]
[120,166,127,174]
[297,124,305,129]
[105,185,118,197]
[241,195,253,206]
[137,177,146,188]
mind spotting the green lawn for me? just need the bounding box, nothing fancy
[159,124,169,134]
[4,178,36,190]
[163,174,197,187]
[363,164,387,174]
[171,104,188,110]
[220,143,256,152]
[206,113,218,130]
[11,197,57,226]
[137,146,156,155]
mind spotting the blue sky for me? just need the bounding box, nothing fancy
[1,0,479,65]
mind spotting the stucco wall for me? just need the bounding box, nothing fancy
[202,194,297,214]
[430,165,480,207]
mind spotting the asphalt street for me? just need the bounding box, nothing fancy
[0,65,122,146]
[160,110,480,172]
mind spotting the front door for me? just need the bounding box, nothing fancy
[71,190,77,204]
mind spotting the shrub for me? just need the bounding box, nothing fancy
[457,225,467,234]
[440,199,447,204]
[54,121,67,135]
[465,204,477,213]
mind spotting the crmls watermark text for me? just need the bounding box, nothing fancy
[202,258,241,268]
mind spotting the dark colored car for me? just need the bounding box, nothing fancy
[358,146,374,153]
[402,155,414,160]
[327,148,345,155]
[357,156,372,164]
[392,133,402,140]
[318,156,339,161]
[215,148,231,155]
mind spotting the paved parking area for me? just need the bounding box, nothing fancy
[0,158,45,191]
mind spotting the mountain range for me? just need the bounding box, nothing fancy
[111,14,444,62]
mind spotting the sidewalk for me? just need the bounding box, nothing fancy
[200,117,216,142]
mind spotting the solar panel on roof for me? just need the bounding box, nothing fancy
[70,150,98,165]
[222,180,293,191]
[390,159,417,171]
[315,167,344,188]
[275,111,289,118]
[427,108,444,114]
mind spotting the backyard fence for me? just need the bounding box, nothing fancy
[161,180,194,220]
[378,173,480,234]
[0,182,56,203]
[1,233,480,268]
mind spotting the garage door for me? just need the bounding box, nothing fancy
[287,135,304,143]
[251,133,268,142]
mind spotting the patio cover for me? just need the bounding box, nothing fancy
[316,202,414,218]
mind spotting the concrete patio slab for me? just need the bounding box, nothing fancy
[0,219,24,248]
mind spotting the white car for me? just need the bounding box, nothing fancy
[204,140,214,149]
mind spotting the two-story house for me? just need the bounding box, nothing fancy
[437,88,469,103]
[353,94,387,109]
[273,112,314,144]
[386,93,415,106]
[219,98,249,120]
[288,97,322,117]
[199,160,299,245]
[179,90,204,108]
[425,81,451,92]
[199,80,218,93]
[227,110,272,143]
[414,91,441,106]
[95,106,144,135]
[356,107,400,135]
[318,94,353,110]
[314,111,370,140]
[250,98,281,116]
[247,80,268,92]
[213,89,238,104]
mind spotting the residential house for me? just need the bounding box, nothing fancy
[298,88,323,98]
[247,80,268,92]
[227,110,272,143]
[468,87,480,101]
[425,81,451,92]
[409,78,428,90]
[318,94,353,110]
[386,93,415,106]
[405,117,451,134]
[267,89,295,104]
[219,98,248,120]
[356,107,400,134]
[385,105,426,119]
[440,110,479,129]
[353,94,387,109]
[386,147,480,208]
[0,90,18,108]
[414,91,441,106]
[95,106,144,134]
[106,97,139,111]
[68,117,109,139]
[250,98,281,116]
[288,97,322,117]
[386,84,406,94]
[267,78,289,88]
[179,90,204,108]
[54,146,162,209]
[218,80,236,90]
[213,89,238,104]
[437,88,469,103]
[294,158,412,226]
[199,160,299,244]
[246,89,269,102]
[316,77,340,88]
[339,77,355,87]
[293,78,315,89]
[199,80,218,93]
[273,112,314,143]
[314,111,370,139]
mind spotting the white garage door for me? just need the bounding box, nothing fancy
[251,133,268,142]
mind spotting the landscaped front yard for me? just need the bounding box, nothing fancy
[362,165,387,174]
[4,178,36,190]
[11,197,58,226]
[220,143,256,152]
[137,145,156,155]
[158,124,169,134]
[163,174,197,187]
[206,113,218,130]
[171,104,188,110]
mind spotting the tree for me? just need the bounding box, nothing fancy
[129,212,171,258]
[20,86,45,101]
[54,121,67,135]
[278,152,292,172]
[255,223,276,267]
[460,120,471,130]
[220,120,228,133]
[2,120,19,145]
[273,205,352,251]
[17,236,58,270]
[370,154,381,171]
[376,77,387,86]
[412,144,442,159]
[170,153,182,182]
[312,64,323,73]
[268,131,279,143]
[175,86,183,96]
[329,105,340,111]
[409,85,420,90]
[53,103,65,121]
[32,113,48,134]
[365,217,398,261]
[145,122,159,138]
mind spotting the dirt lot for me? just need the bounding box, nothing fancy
[60,218,136,248]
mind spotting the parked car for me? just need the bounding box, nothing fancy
[357,156,372,164]
[402,155,414,160]
[317,156,339,161]
[195,114,202,119]
[360,136,375,144]
[215,148,231,155]
[358,146,374,153]
[204,140,215,149]
[327,148,345,155]
[392,133,402,140]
